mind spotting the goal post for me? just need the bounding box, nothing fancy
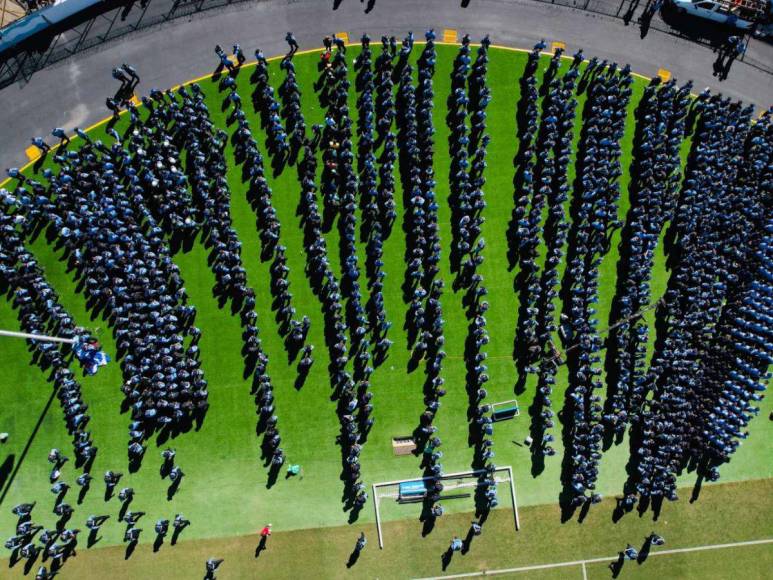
[372,465,520,548]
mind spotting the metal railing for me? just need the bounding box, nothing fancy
[0,0,263,88]
[0,0,770,91]
[527,0,773,75]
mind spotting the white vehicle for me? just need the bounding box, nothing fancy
[667,0,770,33]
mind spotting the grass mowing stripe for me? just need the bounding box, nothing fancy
[2,478,770,579]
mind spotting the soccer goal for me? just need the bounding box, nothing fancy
[490,399,520,422]
[372,465,520,548]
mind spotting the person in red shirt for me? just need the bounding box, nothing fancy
[256,523,272,557]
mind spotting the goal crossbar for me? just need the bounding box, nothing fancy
[378,475,512,499]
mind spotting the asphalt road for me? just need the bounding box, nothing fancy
[0,0,771,171]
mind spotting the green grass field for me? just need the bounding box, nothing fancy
[1,43,771,578]
[5,479,771,579]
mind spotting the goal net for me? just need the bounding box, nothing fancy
[372,466,520,548]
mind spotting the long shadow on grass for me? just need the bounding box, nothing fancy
[0,455,15,496]
[506,49,540,272]
[556,64,606,523]
[0,384,57,508]
[601,80,658,449]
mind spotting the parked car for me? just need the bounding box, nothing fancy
[666,0,771,36]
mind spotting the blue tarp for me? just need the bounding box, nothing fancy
[0,12,53,51]
[0,0,109,56]
[399,480,429,498]
[44,0,107,24]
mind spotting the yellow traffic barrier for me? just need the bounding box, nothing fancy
[335,32,349,45]
[24,146,40,162]
[443,29,458,43]
[551,41,566,53]
[657,68,671,82]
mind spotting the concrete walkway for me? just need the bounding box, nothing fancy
[0,0,771,170]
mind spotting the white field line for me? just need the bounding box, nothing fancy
[413,538,773,579]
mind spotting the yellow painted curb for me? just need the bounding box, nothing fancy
[24,146,41,162]
[0,41,702,192]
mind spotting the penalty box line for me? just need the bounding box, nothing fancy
[413,537,773,579]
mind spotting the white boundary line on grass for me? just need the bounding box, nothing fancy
[413,538,773,579]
